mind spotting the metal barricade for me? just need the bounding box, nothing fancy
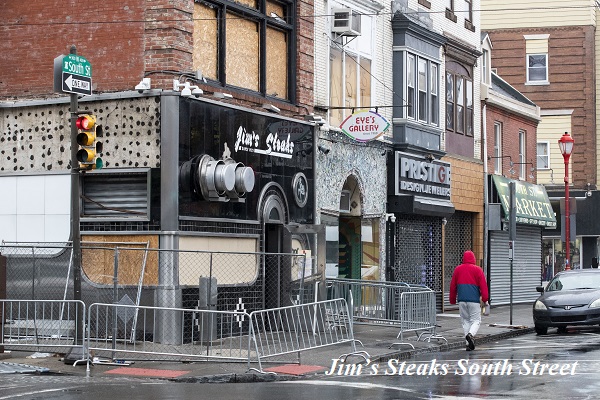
[248,298,366,373]
[86,303,251,366]
[325,278,446,348]
[1,299,86,359]
[391,289,446,348]
[326,278,427,324]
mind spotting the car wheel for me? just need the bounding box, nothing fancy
[557,326,568,334]
[535,325,548,335]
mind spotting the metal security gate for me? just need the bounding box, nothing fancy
[443,211,473,310]
[489,225,542,305]
[392,215,443,311]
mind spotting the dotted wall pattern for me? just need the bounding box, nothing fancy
[0,96,161,173]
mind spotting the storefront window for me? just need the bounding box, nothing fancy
[542,238,582,281]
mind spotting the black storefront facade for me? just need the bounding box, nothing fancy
[171,94,316,315]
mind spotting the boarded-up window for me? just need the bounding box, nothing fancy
[178,236,259,285]
[192,0,293,99]
[226,13,259,91]
[330,47,344,126]
[193,2,218,80]
[360,58,371,109]
[266,27,287,98]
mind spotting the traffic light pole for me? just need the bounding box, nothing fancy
[69,45,83,346]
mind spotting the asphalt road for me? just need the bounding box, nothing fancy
[2,327,600,399]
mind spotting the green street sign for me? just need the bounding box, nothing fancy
[62,54,92,78]
[491,175,557,228]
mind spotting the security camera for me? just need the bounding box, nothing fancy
[191,87,204,98]
[390,215,396,223]
[135,78,151,93]
[587,190,592,197]
[317,144,330,154]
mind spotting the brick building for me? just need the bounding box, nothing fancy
[481,0,600,275]
[0,0,322,331]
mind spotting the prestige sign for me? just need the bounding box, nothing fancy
[340,110,390,142]
[395,152,451,199]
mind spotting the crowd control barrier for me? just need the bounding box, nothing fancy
[248,298,367,372]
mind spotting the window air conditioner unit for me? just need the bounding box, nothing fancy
[340,190,351,212]
[332,8,361,37]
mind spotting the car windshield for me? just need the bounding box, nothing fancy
[546,272,600,291]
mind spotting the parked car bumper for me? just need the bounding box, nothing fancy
[533,308,600,327]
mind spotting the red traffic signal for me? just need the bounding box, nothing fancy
[76,115,95,130]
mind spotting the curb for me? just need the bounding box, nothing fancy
[372,327,535,362]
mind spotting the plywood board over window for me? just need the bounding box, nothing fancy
[226,13,259,91]
[330,47,344,126]
[266,27,288,99]
[233,0,257,9]
[345,53,357,109]
[81,235,159,286]
[360,58,371,108]
[193,2,218,80]
[266,1,285,20]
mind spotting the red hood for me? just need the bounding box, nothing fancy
[462,250,476,264]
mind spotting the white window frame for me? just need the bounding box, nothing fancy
[430,64,438,126]
[406,52,440,126]
[526,53,548,84]
[407,54,416,119]
[537,141,550,170]
[493,122,502,174]
[519,129,527,179]
[482,49,489,85]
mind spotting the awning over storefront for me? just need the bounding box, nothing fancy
[389,194,455,217]
[491,175,556,228]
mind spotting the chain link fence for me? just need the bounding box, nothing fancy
[1,242,320,353]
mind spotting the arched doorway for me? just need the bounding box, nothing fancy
[260,187,291,308]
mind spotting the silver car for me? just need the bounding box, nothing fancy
[533,270,600,335]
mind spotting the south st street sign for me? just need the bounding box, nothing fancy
[394,152,452,199]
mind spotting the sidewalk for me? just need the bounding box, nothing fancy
[0,303,534,382]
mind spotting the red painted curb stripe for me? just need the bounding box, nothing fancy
[104,367,189,378]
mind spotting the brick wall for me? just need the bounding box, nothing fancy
[1,0,314,117]
[485,104,539,183]
[488,26,596,187]
[0,0,146,97]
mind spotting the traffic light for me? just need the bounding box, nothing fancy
[76,114,103,170]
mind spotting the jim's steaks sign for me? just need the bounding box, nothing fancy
[395,152,451,199]
[340,110,390,142]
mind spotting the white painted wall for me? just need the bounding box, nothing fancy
[481,0,596,29]
[0,174,70,244]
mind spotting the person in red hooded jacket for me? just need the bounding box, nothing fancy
[450,250,489,351]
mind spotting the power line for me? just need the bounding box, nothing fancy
[1,5,598,27]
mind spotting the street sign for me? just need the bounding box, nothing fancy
[62,54,91,78]
[62,74,92,95]
[54,54,92,95]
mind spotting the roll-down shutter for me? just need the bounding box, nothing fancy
[489,225,542,305]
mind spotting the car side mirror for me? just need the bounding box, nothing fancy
[536,286,544,293]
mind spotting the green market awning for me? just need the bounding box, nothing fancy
[491,175,556,228]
